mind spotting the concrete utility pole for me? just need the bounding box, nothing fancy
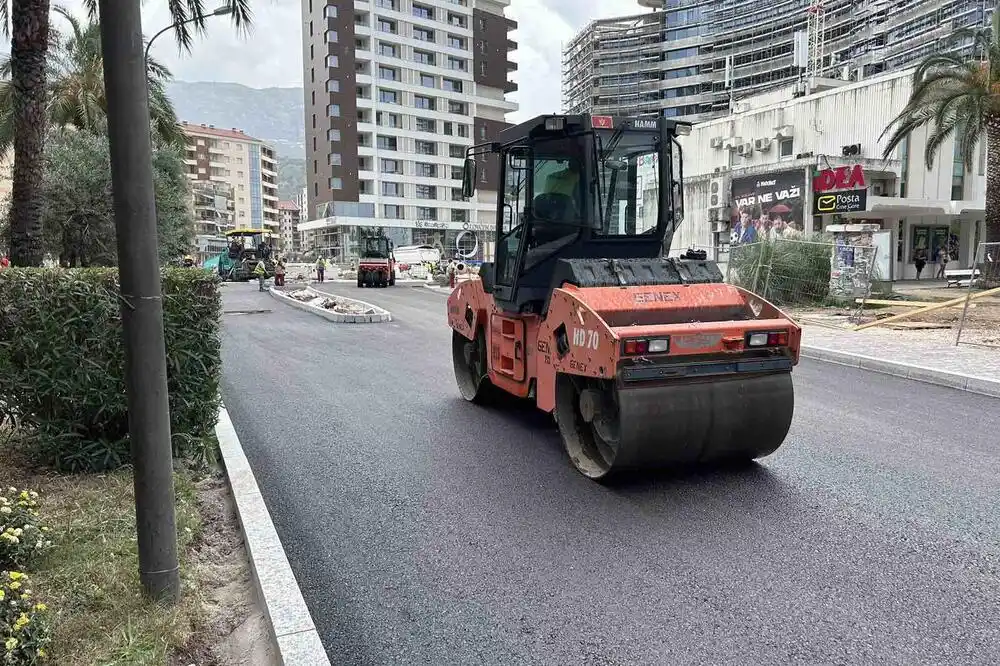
[97,0,180,602]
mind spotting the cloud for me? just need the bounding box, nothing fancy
[6,0,646,120]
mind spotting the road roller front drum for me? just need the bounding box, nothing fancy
[553,371,795,480]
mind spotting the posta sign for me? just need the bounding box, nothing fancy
[813,165,866,192]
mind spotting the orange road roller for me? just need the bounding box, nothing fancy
[447,114,801,480]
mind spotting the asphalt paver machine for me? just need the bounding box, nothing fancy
[447,114,802,480]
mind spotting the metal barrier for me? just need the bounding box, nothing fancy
[955,241,1000,349]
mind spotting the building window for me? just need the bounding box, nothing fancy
[417,207,437,221]
[478,40,486,54]
[327,79,340,93]
[451,166,463,180]
[448,100,467,115]
[420,73,435,88]
[326,54,339,67]
[779,138,793,157]
[478,125,487,140]
[330,177,343,190]
[328,129,341,141]
[375,0,397,9]
[447,56,466,71]
[457,124,469,138]
[479,62,486,76]
[311,90,316,105]
[379,89,399,104]
[328,103,341,116]
[415,117,436,132]
[414,50,435,65]
[416,163,437,178]
[324,5,337,18]
[382,182,402,196]
[383,204,403,219]
[381,158,400,173]
[416,184,436,199]
[378,19,396,34]
[443,121,453,135]
[443,78,462,93]
[448,35,466,50]
[377,135,398,151]
[414,95,435,110]
[330,153,342,166]
[413,27,435,42]
[413,3,433,20]
[449,144,465,158]
[379,65,398,80]
[448,13,466,28]
[451,209,468,223]
[326,30,338,43]
[379,42,398,58]
[415,140,437,155]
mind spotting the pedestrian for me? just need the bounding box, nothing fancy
[253,258,268,292]
[913,248,927,279]
[315,255,327,283]
[935,247,948,279]
[274,255,286,287]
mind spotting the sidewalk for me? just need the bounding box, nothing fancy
[800,323,1000,397]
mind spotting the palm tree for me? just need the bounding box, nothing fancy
[880,10,1000,256]
[0,0,253,267]
[0,8,187,154]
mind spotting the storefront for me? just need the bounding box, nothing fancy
[838,199,985,281]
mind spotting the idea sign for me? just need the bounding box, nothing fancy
[813,165,866,192]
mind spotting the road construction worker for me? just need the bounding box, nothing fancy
[253,258,267,292]
[274,255,286,287]
[315,255,327,283]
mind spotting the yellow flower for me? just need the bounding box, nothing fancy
[4,637,17,652]
[14,613,29,630]
[0,589,5,600]
[8,572,22,581]
[8,581,20,590]
[33,603,47,612]
[38,648,47,658]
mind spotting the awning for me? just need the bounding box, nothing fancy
[841,196,985,219]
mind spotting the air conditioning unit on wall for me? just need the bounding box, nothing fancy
[736,142,752,156]
[754,137,772,151]
[708,177,729,209]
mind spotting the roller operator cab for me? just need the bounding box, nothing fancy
[447,114,802,481]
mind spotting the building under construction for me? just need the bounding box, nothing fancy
[563,0,996,121]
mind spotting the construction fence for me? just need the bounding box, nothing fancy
[725,237,881,324]
[955,241,1000,349]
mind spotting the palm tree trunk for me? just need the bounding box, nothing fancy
[984,120,1000,286]
[7,0,52,267]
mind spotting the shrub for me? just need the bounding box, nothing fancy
[728,235,834,306]
[0,571,52,665]
[0,489,52,570]
[0,268,222,472]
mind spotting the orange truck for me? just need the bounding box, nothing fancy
[446,114,801,480]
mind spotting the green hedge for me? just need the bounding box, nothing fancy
[0,268,222,472]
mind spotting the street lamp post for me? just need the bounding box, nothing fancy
[144,6,233,64]
[97,0,232,603]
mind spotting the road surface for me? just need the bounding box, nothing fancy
[220,283,1000,665]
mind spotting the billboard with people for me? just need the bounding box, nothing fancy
[729,170,805,245]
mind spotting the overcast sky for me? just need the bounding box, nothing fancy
[40,0,648,121]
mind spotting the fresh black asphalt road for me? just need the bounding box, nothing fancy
[220,282,1000,665]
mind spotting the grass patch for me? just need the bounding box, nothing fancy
[28,467,205,665]
[0,441,226,665]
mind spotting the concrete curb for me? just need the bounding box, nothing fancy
[269,286,392,323]
[801,345,1000,398]
[215,405,331,666]
[421,284,454,295]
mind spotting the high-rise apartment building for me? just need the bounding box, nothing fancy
[564,0,996,123]
[299,0,518,263]
[278,200,302,255]
[190,180,235,265]
[180,122,281,230]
